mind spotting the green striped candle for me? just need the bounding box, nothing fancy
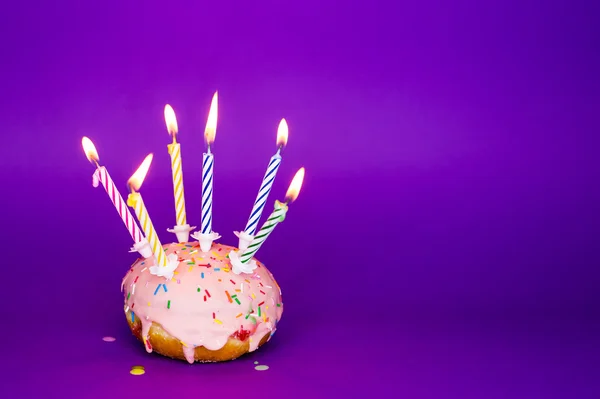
[240,167,305,264]
[240,200,288,263]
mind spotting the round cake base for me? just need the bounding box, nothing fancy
[126,312,270,362]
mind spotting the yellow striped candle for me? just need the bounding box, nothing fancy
[164,105,191,242]
[127,154,168,267]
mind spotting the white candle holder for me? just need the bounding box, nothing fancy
[167,223,195,243]
[191,231,221,253]
[234,230,254,251]
[228,249,258,275]
[129,238,153,258]
[149,253,179,280]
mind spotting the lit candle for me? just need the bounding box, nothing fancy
[127,154,178,279]
[164,104,194,243]
[236,119,289,250]
[192,92,221,252]
[229,168,305,274]
[81,137,151,258]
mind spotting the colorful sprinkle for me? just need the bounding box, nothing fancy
[167,300,171,309]
[212,312,216,319]
[223,268,230,272]
[102,336,116,342]
[201,272,205,279]
[162,284,168,292]
[260,290,266,295]
[236,313,243,318]
[127,292,131,300]
[255,365,269,371]
[197,287,201,292]
[258,301,265,307]
[225,291,233,303]
[131,312,135,322]
[258,307,262,317]
[230,279,236,285]
[206,290,211,298]
[235,298,241,305]
[134,276,139,283]
[214,319,223,325]
[153,285,161,295]
[214,268,221,272]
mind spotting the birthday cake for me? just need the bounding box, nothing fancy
[122,242,283,363]
[83,92,303,364]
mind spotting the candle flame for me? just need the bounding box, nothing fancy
[276,118,289,148]
[164,104,178,138]
[204,91,218,145]
[285,167,305,203]
[128,154,154,191]
[81,136,99,163]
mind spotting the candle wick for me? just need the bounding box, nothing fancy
[206,144,212,154]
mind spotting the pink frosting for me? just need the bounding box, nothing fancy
[121,242,283,363]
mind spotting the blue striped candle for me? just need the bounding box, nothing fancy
[242,119,288,236]
[243,152,282,235]
[201,150,214,234]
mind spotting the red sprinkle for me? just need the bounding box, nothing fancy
[258,301,265,307]
[204,295,207,302]
[131,303,135,308]
[230,279,236,285]
[134,276,139,283]
[232,327,251,341]
[206,290,211,298]
[260,290,266,295]
[212,312,215,319]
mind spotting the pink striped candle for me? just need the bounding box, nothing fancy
[82,137,144,244]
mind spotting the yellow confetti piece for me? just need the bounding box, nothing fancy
[251,293,256,299]
[147,302,151,306]
[130,367,145,375]
[223,268,230,272]
[214,319,223,325]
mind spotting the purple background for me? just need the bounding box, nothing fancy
[1,0,599,397]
